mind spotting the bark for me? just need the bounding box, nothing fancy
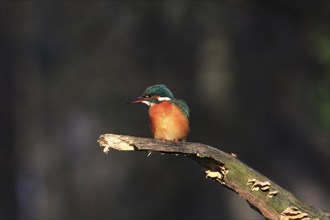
[97,133,329,220]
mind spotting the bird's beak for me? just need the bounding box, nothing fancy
[128,96,145,104]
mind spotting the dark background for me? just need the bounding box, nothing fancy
[1,1,329,219]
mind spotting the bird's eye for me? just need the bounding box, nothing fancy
[144,95,150,98]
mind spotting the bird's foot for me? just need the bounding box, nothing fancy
[160,138,179,144]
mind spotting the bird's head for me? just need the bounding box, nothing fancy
[129,84,174,106]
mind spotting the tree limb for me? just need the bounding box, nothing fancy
[97,133,329,220]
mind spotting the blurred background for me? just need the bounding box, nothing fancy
[1,1,329,219]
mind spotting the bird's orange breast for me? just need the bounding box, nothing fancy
[148,101,189,141]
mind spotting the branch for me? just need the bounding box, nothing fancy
[97,133,329,220]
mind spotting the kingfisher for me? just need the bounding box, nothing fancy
[129,84,190,143]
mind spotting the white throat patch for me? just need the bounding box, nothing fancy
[141,100,154,106]
[141,96,171,106]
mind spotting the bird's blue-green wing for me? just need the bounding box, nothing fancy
[171,99,190,118]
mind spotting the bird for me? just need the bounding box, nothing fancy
[129,84,190,143]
